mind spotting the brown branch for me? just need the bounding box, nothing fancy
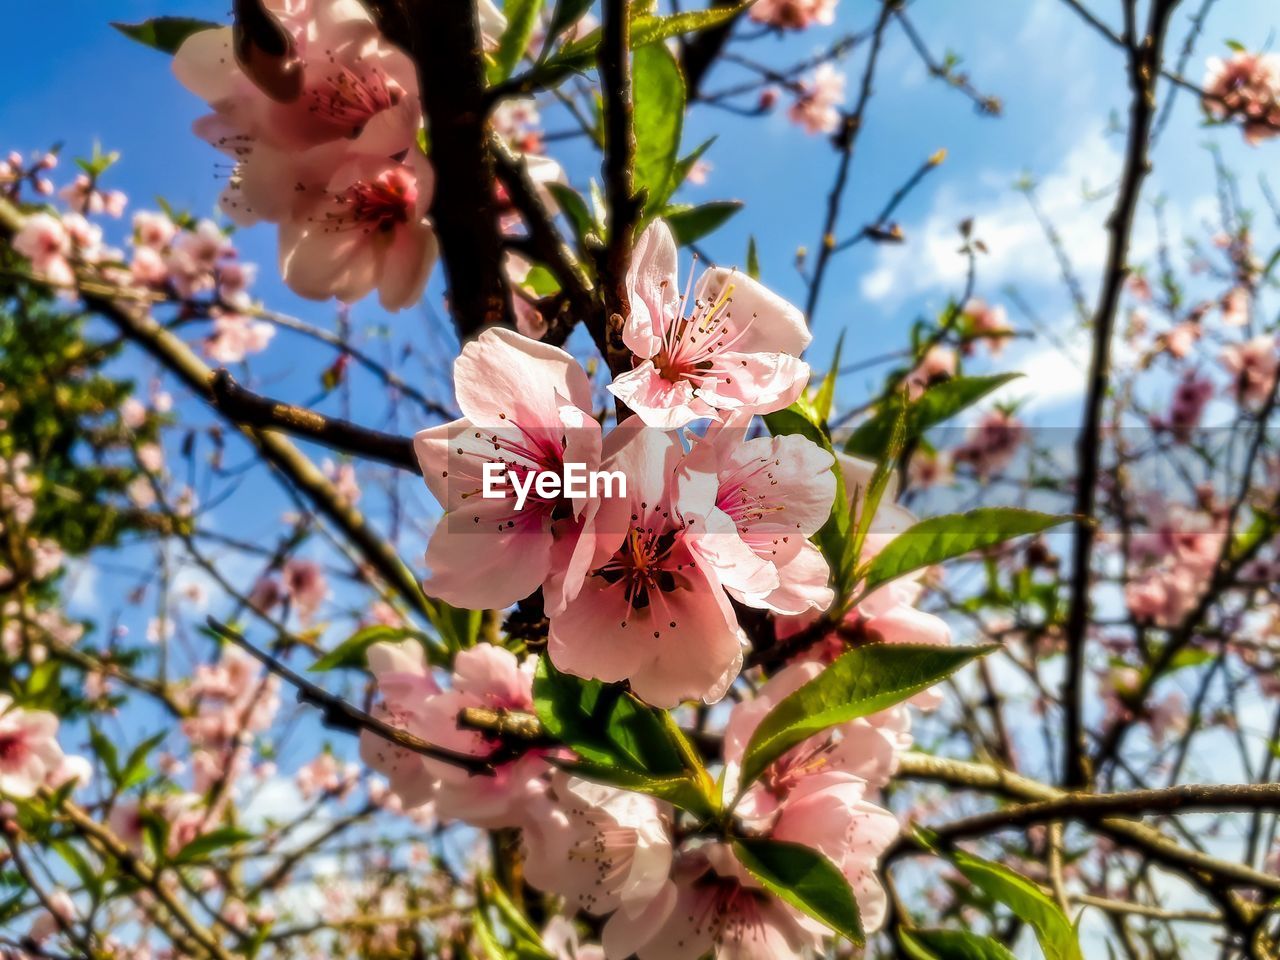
[209,370,418,471]
[599,0,643,381]
[51,798,237,960]
[1062,0,1181,789]
[206,618,496,774]
[897,752,1280,895]
[803,0,896,324]
[365,0,513,337]
[488,131,598,332]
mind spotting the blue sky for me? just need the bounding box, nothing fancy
[6,2,1280,947]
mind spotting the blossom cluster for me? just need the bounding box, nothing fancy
[352,219,955,957]
[1203,49,1280,145]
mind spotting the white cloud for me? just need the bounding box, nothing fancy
[860,129,1122,304]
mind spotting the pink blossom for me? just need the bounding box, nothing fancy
[687,424,836,615]
[724,661,906,812]
[1220,334,1278,407]
[204,312,276,364]
[610,219,812,429]
[952,409,1025,478]
[174,6,434,309]
[296,752,359,800]
[323,458,361,504]
[789,64,845,135]
[1203,51,1280,145]
[0,695,65,798]
[415,327,602,612]
[547,427,744,708]
[541,916,605,960]
[412,644,549,828]
[360,639,441,810]
[12,212,74,287]
[1163,320,1201,359]
[1158,371,1213,442]
[603,843,824,960]
[749,0,838,29]
[904,345,957,400]
[282,558,328,624]
[523,774,674,918]
[962,298,1014,355]
[1221,287,1250,327]
[278,152,438,311]
[133,210,177,249]
[45,753,92,792]
[29,888,75,943]
[173,3,420,179]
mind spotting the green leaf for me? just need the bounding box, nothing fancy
[746,236,760,280]
[664,200,743,245]
[112,17,220,55]
[844,374,1020,459]
[545,0,596,50]
[309,625,425,672]
[556,6,745,70]
[556,760,716,820]
[632,43,685,211]
[813,331,846,427]
[859,509,1070,598]
[734,838,863,944]
[121,731,167,790]
[948,849,1083,960]
[493,0,544,82]
[738,643,995,791]
[171,827,253,864]
[901,928,1020,960]
[430,602,483,652]
[533,659,682,772]
[534,659,715,816]
[546,182,598,248]
[89,724,120,781]
[670,135,717,191]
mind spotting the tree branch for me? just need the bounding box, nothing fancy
[366,0,513,337]
[1062,0,1181,789]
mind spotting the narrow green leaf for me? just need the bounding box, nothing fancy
[632,43,685,211]
[739,643,995,791]
[734,838,863,944]
[493,0,545,82]
[670,135,717,190]
[664,200,743,245]
[546,182,597,249]
[949,849,1084,960]
[556,760,716,819]
[545,0,595,48]
[171,827,253,864]
[901,928,1020,960]
[812,331,845,424]
[844,374,1021,459]
[112,17,220,54]
[859,509,1070,597]
[746,236,760,280]
[309,625,426,672]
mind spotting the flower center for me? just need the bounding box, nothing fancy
[307,66,402,138]
[336,168,417,233]
[0,732,28,767]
